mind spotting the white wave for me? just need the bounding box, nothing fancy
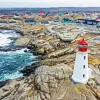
[0,30,20,47]
[0,48,28,54]
[0,48,36,59]
[0,30,15,33]
[15,48,29,53]
[0,34,13,46]
[3,71,23,80]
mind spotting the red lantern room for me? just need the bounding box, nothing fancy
[78,39,88,52]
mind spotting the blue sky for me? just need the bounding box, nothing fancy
[0,0,100,8]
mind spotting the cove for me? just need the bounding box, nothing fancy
[0,30,36,81]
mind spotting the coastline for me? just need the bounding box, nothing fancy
[0,24,99,100]
[0,27,39,84]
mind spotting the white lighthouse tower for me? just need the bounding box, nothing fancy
[72,39,89,84]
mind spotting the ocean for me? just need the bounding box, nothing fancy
[0,30,35,81]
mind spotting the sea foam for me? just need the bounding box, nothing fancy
[0,30,35,81]
[0,30,20,47]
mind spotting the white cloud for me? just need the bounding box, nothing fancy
[0,0,100,7]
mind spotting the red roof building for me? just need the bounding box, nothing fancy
[96,17,100,21]
[0,16,8,19]
[38,11,45,15]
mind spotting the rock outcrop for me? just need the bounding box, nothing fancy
[0,63,98,100]
[14,36,31,47]
[0,24,100,100]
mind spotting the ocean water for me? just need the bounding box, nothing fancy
[0,30,35,81]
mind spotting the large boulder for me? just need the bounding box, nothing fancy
[14,36,30,47]
[0,63,98,100]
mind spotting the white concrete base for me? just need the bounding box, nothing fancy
[72,75,89,84]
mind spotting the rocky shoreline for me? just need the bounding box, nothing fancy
[0,24,100,100]
[0,27,39,86]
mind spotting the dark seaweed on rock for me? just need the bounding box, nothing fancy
[0,80,10,88]
[20,62,40,76]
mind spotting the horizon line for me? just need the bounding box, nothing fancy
[0,7,100,8]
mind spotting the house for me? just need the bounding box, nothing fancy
[38,11,45,16]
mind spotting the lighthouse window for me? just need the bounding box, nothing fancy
[83,65,85,68]
[79,45,87,48]
[83,74,85,78]
[84,56,86,59]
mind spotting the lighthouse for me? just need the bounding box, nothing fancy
[72,39,89,84]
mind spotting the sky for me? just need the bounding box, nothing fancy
[0,0,100,8]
